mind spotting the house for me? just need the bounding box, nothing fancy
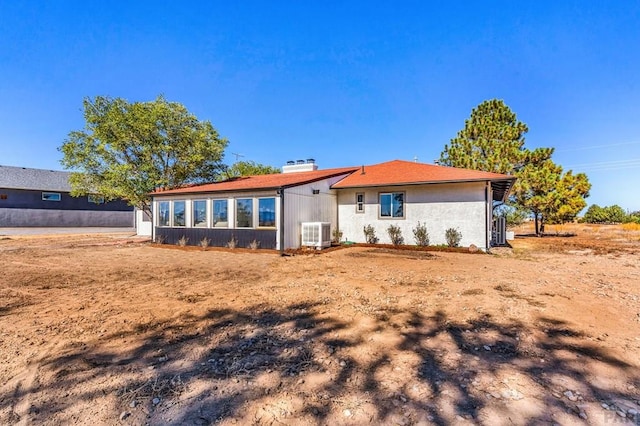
[150,159,515,251]
[0,165,135,227]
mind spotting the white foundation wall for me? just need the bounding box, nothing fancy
[337,182,489,249]
[283,174,351,249]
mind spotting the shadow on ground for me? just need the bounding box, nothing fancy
[3,303,639,424]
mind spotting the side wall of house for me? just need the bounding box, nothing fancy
[0,208,134,227]
[0,188,134,227]
[283,174,351,249]
[337,181,489,249]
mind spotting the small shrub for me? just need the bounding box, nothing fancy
[387,224,404,245]
[177,236,189,247]
[363,224,378,244]
[199,237,210,249]
[412,222,430,246]
[332,227,343,243]
[248,239,260,250]
[155,235,166,244]
[445,228,462,247]
[227,235,238,249]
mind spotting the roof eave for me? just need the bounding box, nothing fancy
[332,177,515,190]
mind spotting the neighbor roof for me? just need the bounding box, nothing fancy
[0,165,72,192]
[151,166,359,195]
[331,160,515,201]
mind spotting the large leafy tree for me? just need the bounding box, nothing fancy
[222,160,280,179]
[59,95,228,213]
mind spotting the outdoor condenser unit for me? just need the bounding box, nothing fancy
[494,217,506,245]
[301,222,332,249]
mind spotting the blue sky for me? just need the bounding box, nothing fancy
[1,1,639,211]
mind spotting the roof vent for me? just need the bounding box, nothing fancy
[296,159,306,164]
[306,158,315,164]
[286,160,295,165]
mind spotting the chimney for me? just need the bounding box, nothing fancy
[282,159,319,173]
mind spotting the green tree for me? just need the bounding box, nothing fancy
[583,204,607,223]
[442,99,590,235]
[495,204,529,228]
[604,205,626,223]
[514,160,590,234]
[59,95,228,213]
[222,160,280,179]
[439,99,552,175]
[584,204,629,223]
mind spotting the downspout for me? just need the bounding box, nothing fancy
[279,187,285,255]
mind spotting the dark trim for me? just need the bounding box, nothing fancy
[155,227,277,249]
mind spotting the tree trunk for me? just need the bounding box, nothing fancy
[534,213,540,236]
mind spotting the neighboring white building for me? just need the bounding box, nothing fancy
[150,159,515,251]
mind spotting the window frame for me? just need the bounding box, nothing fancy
[212,199,229,228]
[88,194,105,204]
[42,192,61,202]
[257,197,276,228]
[158,201,171,227]
[235,198,254,228]
[173,200,186,227]
[378,191,405,219]
[192,199,208,228]
[355,192,365,213]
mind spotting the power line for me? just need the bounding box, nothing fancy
[565,159,640,172]
[556,141,640,152]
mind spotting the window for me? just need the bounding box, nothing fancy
[88,194,105,204]
[212,199,228,227]
[42,192,61,201]
[380,192,404,218]
[236,198,253,228]
[192,200,207,227]
[258,198,276,227]
[173,201,186,226]
[356,192,365,213]
[158,201,170,226]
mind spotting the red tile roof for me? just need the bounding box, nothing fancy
[151,166,359,195]
[331,160,514,188]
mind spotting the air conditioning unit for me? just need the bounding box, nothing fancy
[493,217,506,245]
[301,222,331,249]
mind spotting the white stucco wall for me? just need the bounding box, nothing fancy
[337,182,490,249]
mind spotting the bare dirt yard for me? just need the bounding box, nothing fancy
[1,224,639,425]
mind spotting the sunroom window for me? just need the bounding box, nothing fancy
[173,201,186,227]
[236,198,253,228]
[258,198,276,227]
[212,199,228,227]
[158,201,170,226]
[193,200,207,227]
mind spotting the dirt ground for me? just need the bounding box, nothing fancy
[1,223,639,425]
